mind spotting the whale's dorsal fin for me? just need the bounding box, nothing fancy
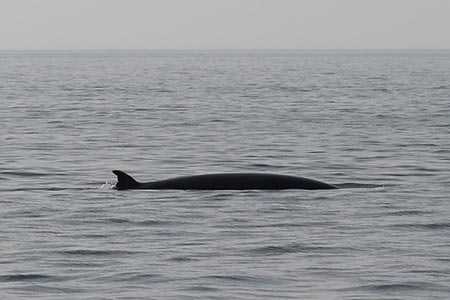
[113,170,140,190]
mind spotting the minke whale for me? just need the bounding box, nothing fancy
[113,170,338,190]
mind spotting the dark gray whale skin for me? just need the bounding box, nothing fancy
[113,170,338,190]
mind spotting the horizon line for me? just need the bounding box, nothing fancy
[1,48,450,52]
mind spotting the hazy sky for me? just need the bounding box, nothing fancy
[1,0,449,50]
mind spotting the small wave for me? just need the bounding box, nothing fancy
[262,244,317,255]
[272,85,314,93]
[334,183,394,189]
[372,88,390,92]
[355,282,441,292]
[150,88,175,93]
[12,285,85,294]
[181,285,220,292]
[366,76,386,80]
[94,272,162,283]
[385,210,431,216]
[390,222,450,230]
[0,274,62,282]
[240,222,311,229]
[246,243,354,256]
[0,171,63,177]
[247,163,287,169]
[167,256,198,262]
[122,273,162,282]
[208,119,234,124]
[2,187,87,192]
[136,219,173,226]
[72,233,110,239]
[101,218,132,224]
[58,249,136,256]
[204,275,269,284]
[434,258,450,262]
[371,283,422,291]
[95,218,177,227]
[410,269,450,276]
[10,210,44,218]
[414,223,450,230]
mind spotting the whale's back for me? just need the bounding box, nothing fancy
[114,171,338,190]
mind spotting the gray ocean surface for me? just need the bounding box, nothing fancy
[0,50,449,299]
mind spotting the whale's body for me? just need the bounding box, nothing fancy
[113,170,338,190]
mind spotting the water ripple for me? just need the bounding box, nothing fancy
[390,222,450,231]
[58,249,137,256]
[246,243,357,256]
[0,274,64,282]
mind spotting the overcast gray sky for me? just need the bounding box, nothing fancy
[1,0,449,50]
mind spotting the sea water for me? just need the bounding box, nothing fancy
[0,50,449,299]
